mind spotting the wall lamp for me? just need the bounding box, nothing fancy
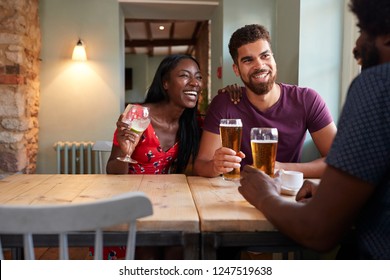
[72,39,87,61]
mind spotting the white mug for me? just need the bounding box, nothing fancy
[280,170,303,195]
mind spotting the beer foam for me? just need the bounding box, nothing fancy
[251,139,278,143]
[219,123,242,127]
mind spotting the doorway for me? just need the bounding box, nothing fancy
[119,0,218,113]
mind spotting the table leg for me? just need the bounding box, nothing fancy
[182,233,200,260]
[201,232,304,260]
[201,232,218,259]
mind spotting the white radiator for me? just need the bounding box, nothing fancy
[53,141,96,174]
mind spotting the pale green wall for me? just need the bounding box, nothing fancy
[125,54,149,104]
[298,0,344,161]
[147,55,167,85]
[275,0,300,85]
[37,0,122,173]
[125,54,166,104]
[299,0,343,123]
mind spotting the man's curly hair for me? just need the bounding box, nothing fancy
[228,24,272,64]
[349,0,390,36]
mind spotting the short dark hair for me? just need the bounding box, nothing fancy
[349,0,390,37]
[228,24,272,64]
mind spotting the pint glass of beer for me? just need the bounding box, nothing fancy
[219,119,243,181]
[250,127,278,177]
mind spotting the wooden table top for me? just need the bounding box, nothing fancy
[0,174,319,234]
[187,176,297,232]
[0,174,199,233]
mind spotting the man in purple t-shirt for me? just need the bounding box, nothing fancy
[194,24,337,178]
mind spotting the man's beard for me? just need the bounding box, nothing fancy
[356,40,380,70]
[240,69,277,95]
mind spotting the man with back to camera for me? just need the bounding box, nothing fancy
[193,24,337,179]
[239,0,390,259]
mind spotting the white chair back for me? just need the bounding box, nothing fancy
[0,192,153,260]
[92,140,113,174]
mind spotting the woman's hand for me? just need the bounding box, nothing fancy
[115,114,141,156]
[220,83,242,104]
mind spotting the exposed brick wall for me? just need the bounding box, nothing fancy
[0,0,40,177]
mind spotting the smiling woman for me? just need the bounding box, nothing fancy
[107,54,203,176]
[103,54,203,260]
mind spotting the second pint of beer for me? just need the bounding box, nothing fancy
[219,119,243,181]
[250,128,278,177]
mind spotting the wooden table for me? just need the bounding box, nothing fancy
[0,174,200,259]
[187,176,304,259]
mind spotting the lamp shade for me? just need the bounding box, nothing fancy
[72,39,87,61]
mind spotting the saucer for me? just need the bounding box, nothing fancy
[281,186,298,196]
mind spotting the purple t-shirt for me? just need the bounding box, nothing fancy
[203,83,333,167]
